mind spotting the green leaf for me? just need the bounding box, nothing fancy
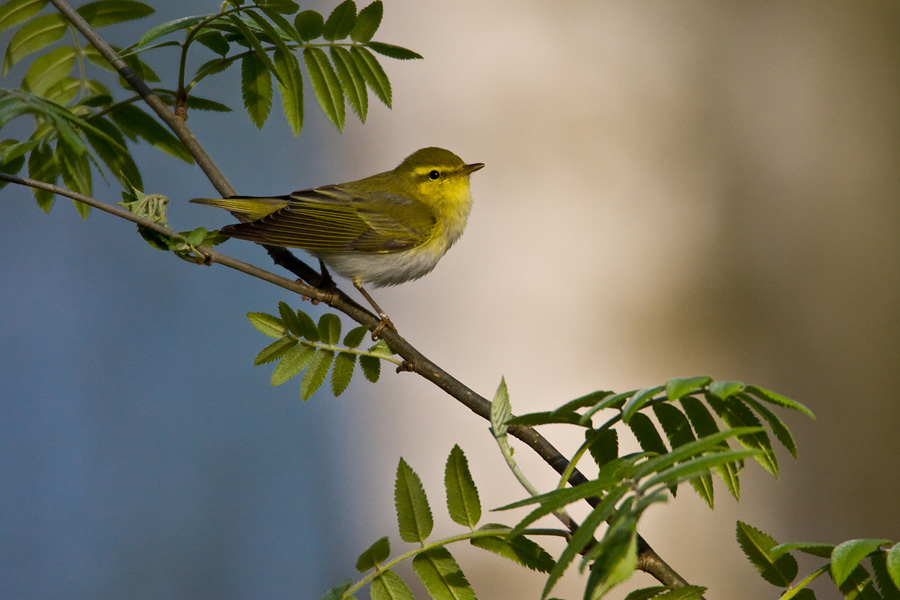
[108,104,193,162]
[228,12,283,86]
[56,136,92,199]
[889,544,900,593]
[736,521,798,586]
[294,9,324,41]
[394,458,432,543]
[323,0,356,41]
[254,336,297,365]
[652,402,714,505]
[633,427,761,481]
[582,525,637,599]
[273,47,303,135]
[277,301,304,336]
[871,550,900,600]
[318,579,352,600]
[665,375,711,401]
[330,351,355,396]
[303,47,345,131]
[745,384,815,419]
[355,536,390,572]
[641,449,759,493]
[42,76,79,105]
[270,343,314,386]
[709,380,745,400]
[837,564,883,600]
[317,312,342,344]
[22,45,74,96]
[622,385,663,424]
[135,14,206,48]
[557,390,614,414]
[707,395,779,477]
[681,396,741,500]
[3,13,66,75]
[580,389,634,424]
[82,115,143,189]
[624,587,667,600]
[77,0,154,28]
[771,542,835,559]
[505,410,583,427]
[412,547,475,600]
[294,309,319,341]
[300,349,333,400]
[331,46,367,121]
[628,411,668,455]
[586,428,618,467]
[351,1,381,42]
[359,352,380,382]
[195,31,229,56]
[27,142,57,211]
[490,377,511,439]
[367,41,422,60]
[240,52,272,128]
[260,0,299,14]
[652,586,707,600]
[371,570,414,600]
[833,540,893,587]
[740,393,798,458]
[0,0,48,35]
[444,445,481,529]
[471,524,554,573]
[343,325,367,348]
[350,46,390,107]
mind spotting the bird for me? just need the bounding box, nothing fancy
[191,147,484,333]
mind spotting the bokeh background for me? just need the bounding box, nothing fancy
[2,1,899,598]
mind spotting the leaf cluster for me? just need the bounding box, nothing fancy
[1,0,420,213]
[737,521,900,600]
[247,302,396,400]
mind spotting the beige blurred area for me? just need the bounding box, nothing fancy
[323,2,900,598]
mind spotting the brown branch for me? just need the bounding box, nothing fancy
[33,1,698,592]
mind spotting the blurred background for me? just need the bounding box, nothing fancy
[2,1,899,598]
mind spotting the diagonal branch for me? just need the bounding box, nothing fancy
[39,0,697,592]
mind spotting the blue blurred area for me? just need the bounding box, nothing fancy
[0,2,365,598]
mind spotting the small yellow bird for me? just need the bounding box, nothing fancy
[192,147,484,330]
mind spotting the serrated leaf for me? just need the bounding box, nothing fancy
[833,540,893,587]
[56,136,92,199]
[707,395,779,476]
[331,46,367,121]
[736,521,798,586]
[83,115,143,189]
[681,395,741,500]
[444,445,480,529]
[323,0,356,41]
[273,48,303,135]
[628,411,668,455]
[195,31,229,56]
[471,525,554,573]
[183,95,231,112]
[371,570,414,600]
[622,385,663,424]
[2,13,67,75]
[108,104,193,162]
[505,410,583,427]
[77,0,154,28]
[412,547,475,600]
[652,402,715,504]
[241,52,272,128]
[22,46,74,96]
[557,390,613,414]
[665,375,712,401]
[358,353,380,382]
[293,309,319,341]
[319,580,352,600]
[624,586,667,600]
[871,551,900,600]
[261,0,299,14]
[745,385,815,419]
[580,389,635,423]
[303,47,345,131]
[254,336,298,365]
[247,311,286,337]
[837,564,882,600]
[395,458,432,543]
[653,586,707,600]
[367,41,422,60]
[490,377,511,439]
[42,76,79,105]
[586,428,618,467]
[351,1,381,42]
[300,349,333,400]
[350,46,390,107]
[771,542,835,559]
[294,9,323,41]
[709,380,745,400]
[582,525,637,599]
[317,312,341,344]
[259,5,303,43]
[27,141,57,211]
[343,325,367,348]
[277,301,304,336]
[355,536,390,572]
[888,544,900,593]
[270,343,314,385]
[0,0,48,35]
[330,351,355,396]
[135,14,206,48]
[740,393,798,458]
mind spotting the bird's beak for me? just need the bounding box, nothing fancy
[457,162,485,177]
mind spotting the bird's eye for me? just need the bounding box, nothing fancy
[427,170,440,180]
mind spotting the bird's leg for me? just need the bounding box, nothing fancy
[317,259,337,289]
[353,279,396,338]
